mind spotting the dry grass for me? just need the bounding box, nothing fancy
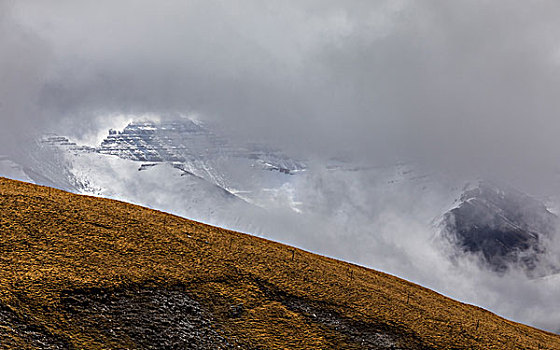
[0,176,558,349]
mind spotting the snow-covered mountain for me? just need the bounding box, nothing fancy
[26,119,308,233]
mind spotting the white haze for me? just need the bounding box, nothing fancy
[4,0,560,332]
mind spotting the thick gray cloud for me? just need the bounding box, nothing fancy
[5,0,560,179]
[0,0,52,149]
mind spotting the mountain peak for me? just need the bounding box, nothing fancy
[440,181,559,275]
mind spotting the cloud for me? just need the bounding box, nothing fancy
[0,0,52,151]
[6,1,560,175]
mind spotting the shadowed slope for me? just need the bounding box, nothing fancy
[0,177,558,349]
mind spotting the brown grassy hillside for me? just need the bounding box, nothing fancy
[0,176,558,349]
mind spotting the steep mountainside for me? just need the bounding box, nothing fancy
[0,177,558,349]
[29,119,308,233]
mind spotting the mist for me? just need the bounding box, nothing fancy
[4,0,560,332]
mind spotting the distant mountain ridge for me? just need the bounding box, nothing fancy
[40,119,306,200]
[62,119,307,174]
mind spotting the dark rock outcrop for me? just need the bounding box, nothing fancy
[0,302,70,349]
[61,286,233,349]
[440,182,558,274]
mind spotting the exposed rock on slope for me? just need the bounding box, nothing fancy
[440,181,558,275]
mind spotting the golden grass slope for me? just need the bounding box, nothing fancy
[0,176,558,349]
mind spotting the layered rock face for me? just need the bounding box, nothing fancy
[96,120,306,174]
[440,182,558,275]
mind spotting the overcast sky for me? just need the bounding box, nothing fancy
[3,0,560,185]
